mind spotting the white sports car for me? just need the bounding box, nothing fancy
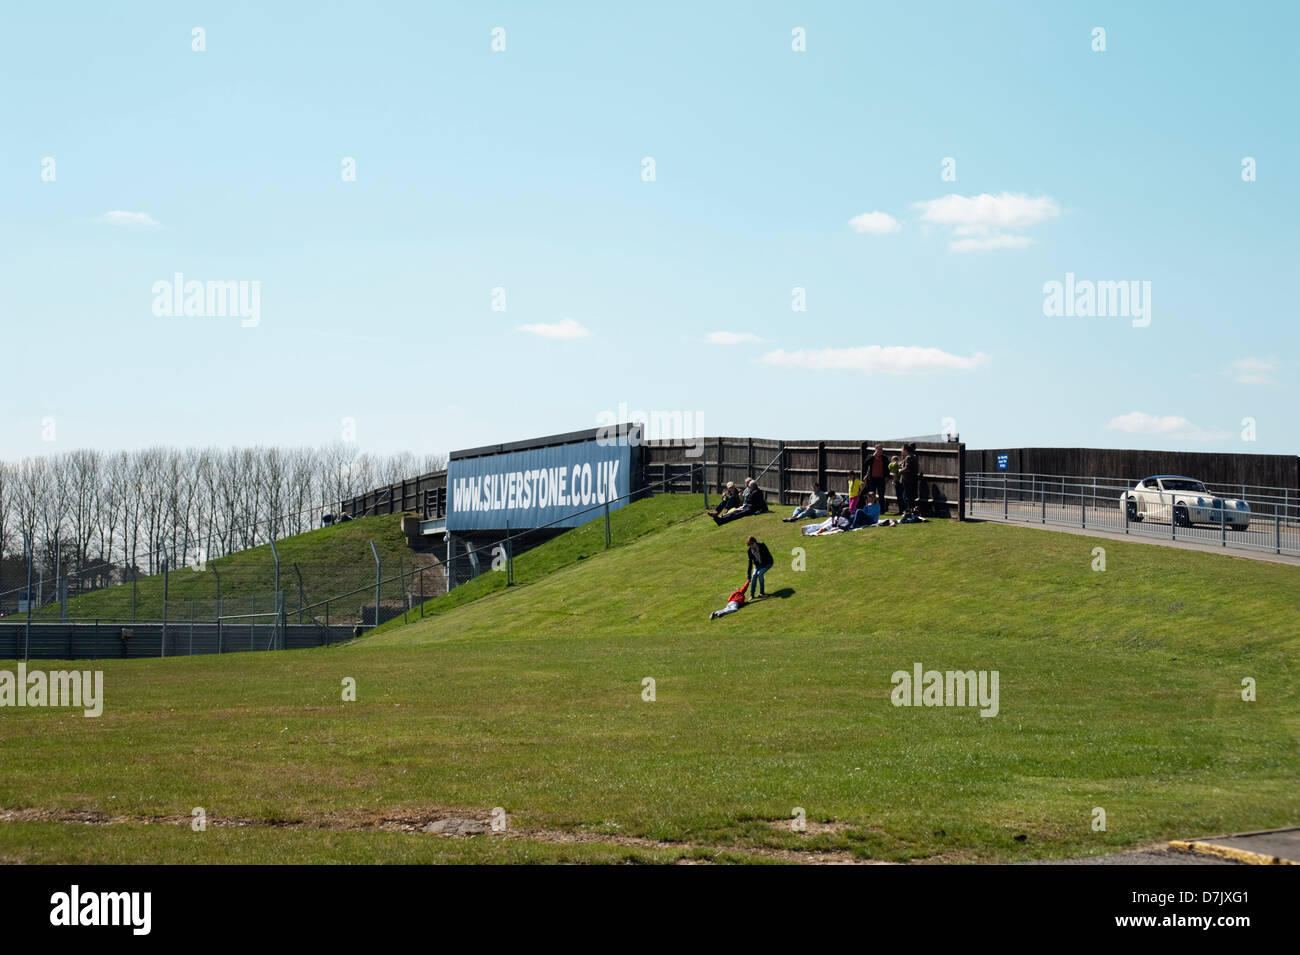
[1119,475,1250,530]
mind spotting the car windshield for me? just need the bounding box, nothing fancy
[1161,479,1207,493]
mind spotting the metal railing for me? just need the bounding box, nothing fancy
[965,472,1300,557]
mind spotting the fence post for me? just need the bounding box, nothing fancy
[22,532,32,662]
[1080,483,1086,528]
[504,520,514,585]
[1276,515,1282,555]
[1002,473,1008,519]
[160,542,169,658]
[446,533,455,593]
[1220,504,1226,547]
[1040,477,1045,524]
[604,503,611,549]
[270,539,282,650]
[370,541,381,629]
[213,564,221,625]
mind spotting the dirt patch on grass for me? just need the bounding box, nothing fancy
[0,805,891,864]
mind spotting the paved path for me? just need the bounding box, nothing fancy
[967,504,1300,567]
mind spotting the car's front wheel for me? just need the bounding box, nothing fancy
[1173,503,1190,527]
[1125,499,1141,522]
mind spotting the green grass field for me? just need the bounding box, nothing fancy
[1,496,1296,864]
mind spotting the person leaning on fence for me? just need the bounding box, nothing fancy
[783,482,828,522]
[711,478,767,525]
[888,455,902,513]
[711,481,742,517]
[745,535,774,598]
[899,444,921,514]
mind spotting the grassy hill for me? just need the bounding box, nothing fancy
[21,514,428,623]
[1,496,1297,864]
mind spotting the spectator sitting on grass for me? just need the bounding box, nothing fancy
[711,481,741,517]
[899,505,929,524]
[712,478,767,525]
[801,513,850,535]
[848,492,882,529]
[783,482,828,522]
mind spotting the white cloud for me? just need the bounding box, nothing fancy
[913,192,1060,230]
[949,234,1034,253]
[705,331,766,345]
[1225,357,1278,385]
[912,192,1057,253]
[101,210,162,228]
[759,345,989,374]
[848,211,902,235]
[1105,411,1229,442]
[515,317,591,340]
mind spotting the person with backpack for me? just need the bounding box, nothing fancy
[745,536,774,598]
[709,581,750,620]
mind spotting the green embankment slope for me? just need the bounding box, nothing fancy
[1,496,1296,863]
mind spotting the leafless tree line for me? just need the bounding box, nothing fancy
[0,445,445,599]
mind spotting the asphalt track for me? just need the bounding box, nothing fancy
[967,500,1300,564]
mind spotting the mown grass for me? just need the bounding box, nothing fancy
[1,497,1296,864]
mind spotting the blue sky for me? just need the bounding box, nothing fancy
[2,1,1296,460]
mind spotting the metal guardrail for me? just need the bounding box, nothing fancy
[965,472,1300,557]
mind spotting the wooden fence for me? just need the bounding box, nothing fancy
[966,447,1299,491]
[642,437,965,517]
[341,436,967,521]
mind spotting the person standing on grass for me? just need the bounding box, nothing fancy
[888,455,902,513]
[745,535,774,598]
[899,444,920,515]
[867,444,889,506]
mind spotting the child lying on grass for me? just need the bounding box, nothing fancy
[709,582,751,619]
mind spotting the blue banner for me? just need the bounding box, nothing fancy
[446,439,633,531]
